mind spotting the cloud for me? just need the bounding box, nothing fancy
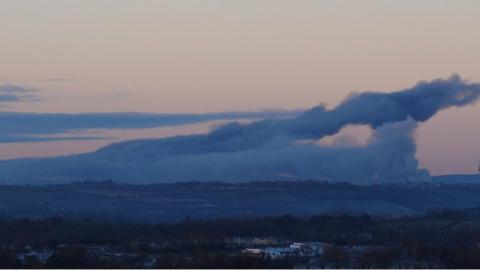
[0,84,302,143]
[0,85,40,105]
[0,75,478,184]
[0,111,301,135]
[0,110,301,143]
[0,135,106,143]
[39,78,77,82]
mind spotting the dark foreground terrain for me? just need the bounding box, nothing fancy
[1,210,480,268]
[1,181,480,268]
[0,180,480,222]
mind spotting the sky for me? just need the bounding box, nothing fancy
[1,0,480,175]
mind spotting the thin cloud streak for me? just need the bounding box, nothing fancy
[0,85,41,105]
[0,110,302,143]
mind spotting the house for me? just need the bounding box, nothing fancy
[241,248,263,257]
[17,250,53,264]
[142,256,157,268]
[263,247,298,259]
[242,246,299,259]
[225,237,286,248]
[290,242,332,257]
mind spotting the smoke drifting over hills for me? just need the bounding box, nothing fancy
[1,75,479,184]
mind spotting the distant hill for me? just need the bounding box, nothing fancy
[433,174,480,184]
[1,181,480,222]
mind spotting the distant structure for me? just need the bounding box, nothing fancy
[478,161,480,174]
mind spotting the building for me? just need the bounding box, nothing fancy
[263,247,298,259]
[289,242,332,257]
[241,248,263,257]
[225,237,286,248]
[17,250,53,265]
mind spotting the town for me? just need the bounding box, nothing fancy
[0,235,452,268]
[1,209,480,268]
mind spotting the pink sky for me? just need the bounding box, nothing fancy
[0,0,480,175]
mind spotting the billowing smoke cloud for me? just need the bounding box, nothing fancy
[98,75,480,158]
[0,75,479,184]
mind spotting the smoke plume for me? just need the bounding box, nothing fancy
[1,75,479,184]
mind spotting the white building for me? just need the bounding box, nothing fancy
[263,247,298,259]
[290,242,331,257]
